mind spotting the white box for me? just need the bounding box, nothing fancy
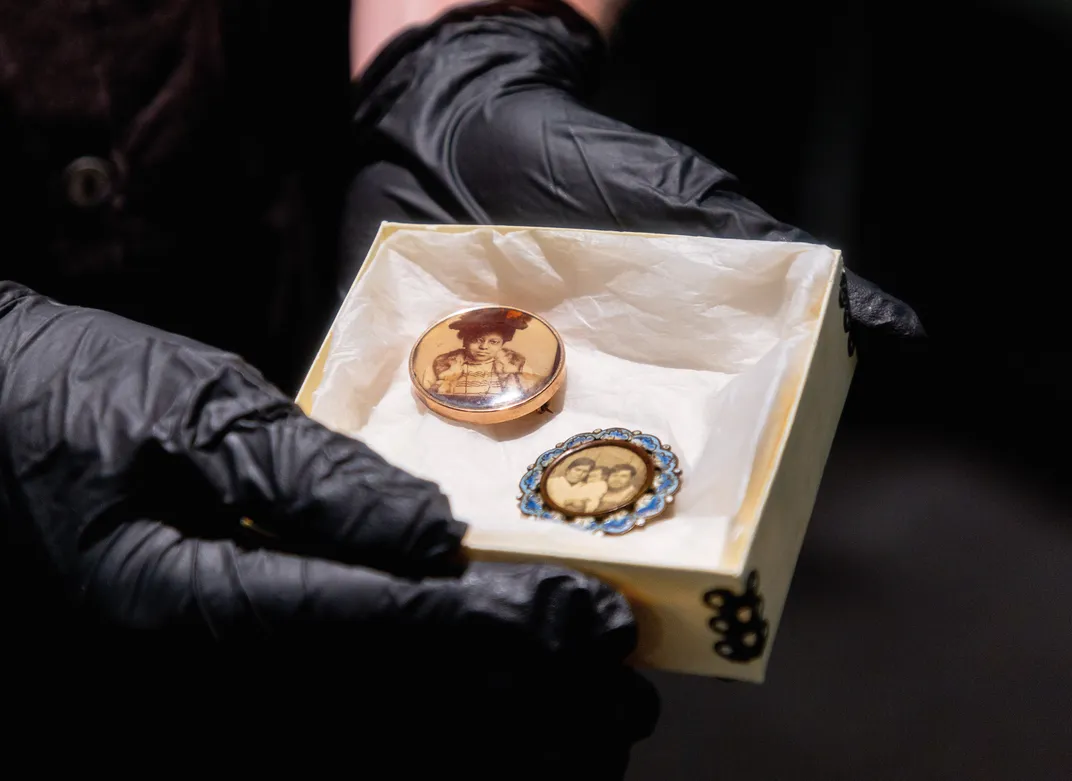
[296,222,856,682]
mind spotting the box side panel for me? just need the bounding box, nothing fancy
[296,333,331,415]
[719,252,843,571]
[733,264,856,675]
[469,548,761,681]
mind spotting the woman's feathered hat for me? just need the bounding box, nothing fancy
[449,308,532,342]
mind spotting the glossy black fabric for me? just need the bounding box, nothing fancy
[0,280,641,641]
[340,2,924,345]
[0,281,655,772]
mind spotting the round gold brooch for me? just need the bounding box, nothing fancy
[409,306,566,424]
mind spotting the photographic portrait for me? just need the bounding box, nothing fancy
[542,443,652,516]
[411,307,562,411]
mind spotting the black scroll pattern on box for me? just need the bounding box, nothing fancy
[838,270,856,357]
[703,570,769,663]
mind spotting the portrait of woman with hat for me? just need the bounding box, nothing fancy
[420,308,547,402]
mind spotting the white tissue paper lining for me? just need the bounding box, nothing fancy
[310,226,835,572]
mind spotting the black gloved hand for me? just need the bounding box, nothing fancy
[0,281,657,767]
[843,267,926,346]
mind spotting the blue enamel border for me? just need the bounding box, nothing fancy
[518,429,681,535]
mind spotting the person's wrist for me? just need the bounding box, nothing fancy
[467,1,614,41]
[558,0,627,40]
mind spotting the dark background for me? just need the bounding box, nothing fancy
[596,1,1071,778]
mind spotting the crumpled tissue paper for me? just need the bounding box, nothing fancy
[310,226,835,571]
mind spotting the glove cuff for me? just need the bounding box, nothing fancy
[0,281,34,313]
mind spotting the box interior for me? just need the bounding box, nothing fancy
[307,225,838,574]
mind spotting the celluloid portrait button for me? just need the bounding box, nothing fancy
[409,306,566,424]
[517,428,683,535]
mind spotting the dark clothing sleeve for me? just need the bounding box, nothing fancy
[0,1,354,392]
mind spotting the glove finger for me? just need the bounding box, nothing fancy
[845,268,926,340]
[0,289,465,581]
[165,354,469,579]
[450,562,639,663]
[77,519,643,658]
[75,516,468,645]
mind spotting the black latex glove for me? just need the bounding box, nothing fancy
[0,281,657,768]
[843,267,925,344]
[341,1,926,361]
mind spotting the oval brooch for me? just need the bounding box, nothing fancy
[518,429,682,535]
